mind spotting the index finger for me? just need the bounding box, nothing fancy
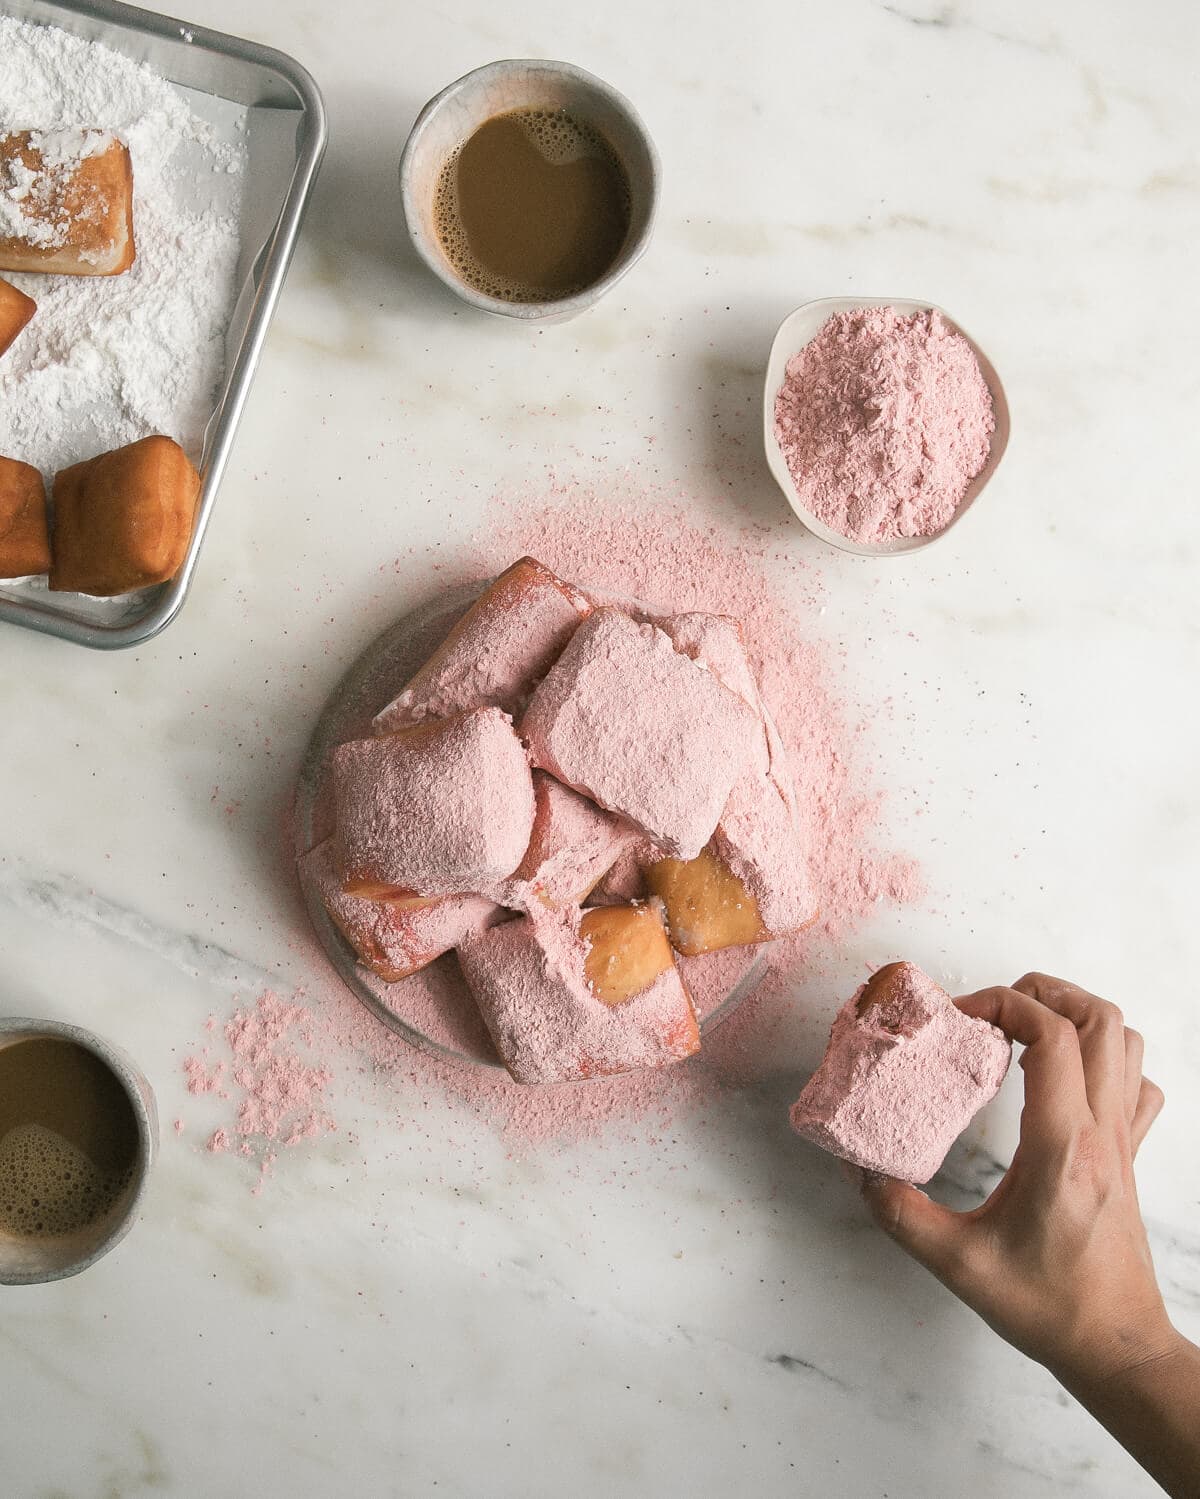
[956,985,1088,1139]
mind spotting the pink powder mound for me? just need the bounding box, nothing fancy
[373,555,590,732]
[790,963,1010,1184]
[522,608,761,860]
[332,706,535,897]
[493,771,641,911]
[458,907,699,1085]
[774,307,995,545]
[300,838,501,981]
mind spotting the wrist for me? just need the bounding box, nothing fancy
[1051,1318,1186,1398]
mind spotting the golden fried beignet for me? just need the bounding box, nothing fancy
[50,435,200,596]
[0,131,135,277]
[579,903,680,1007]
[644,847,769,957]
[0,277,35,356]
[0,456,51,578]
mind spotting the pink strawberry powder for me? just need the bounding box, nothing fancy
[186,992,335,1175]
[773,306,994,544]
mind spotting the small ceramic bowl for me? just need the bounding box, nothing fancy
[763,296,1011,556]
[400,59,659,323]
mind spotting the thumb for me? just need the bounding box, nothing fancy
[859,1171,964,1279]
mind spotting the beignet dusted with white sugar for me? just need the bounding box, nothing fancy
[790,962,1011,1184]
[0,129,135,276]
[0,455,51,578]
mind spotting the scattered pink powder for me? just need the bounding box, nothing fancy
[185,992,335,1182]
[790,962,1010,1183]
[373,555,590,731]
[331,707,535,896]
[522,608,761,859]
[183,1054,225,1095]
[773,307,994,544]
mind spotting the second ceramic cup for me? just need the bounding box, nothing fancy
[0,1016,157,1286]
[400,59,659,323]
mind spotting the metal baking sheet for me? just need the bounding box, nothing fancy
[0,0,326,649]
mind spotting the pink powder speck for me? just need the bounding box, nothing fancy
[773,307,994,544]
[184,1054,225,1095]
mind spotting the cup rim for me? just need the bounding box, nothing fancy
[399,57,660,321]
[0,1016,157,1285]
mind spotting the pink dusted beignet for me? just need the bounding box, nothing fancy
[659,611,768,776]
[790,962,1011,1184]
[373,556,590,733]
[493,771,640,911]
[300,840,501,982]
[520,608,761,860]
[587,841,651,906]
[660,610,794,809]
[331,707,535,899]
[457,904,700,1084]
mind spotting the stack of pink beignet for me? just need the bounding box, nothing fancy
[302,556,818,1084]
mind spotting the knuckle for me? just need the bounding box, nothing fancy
[1044,1014,1076,1048]
[1124,1026,1143,1052]
[1143,1080,1166,1112]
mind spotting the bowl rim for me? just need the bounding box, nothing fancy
[762,295,1011,557]
[399,57,660,323]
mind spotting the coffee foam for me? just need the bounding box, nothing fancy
[0,1122,131,1239]
[433,108,631,304]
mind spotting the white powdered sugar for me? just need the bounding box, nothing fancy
[0,18,246,477]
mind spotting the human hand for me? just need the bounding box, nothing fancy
[860,972,1170,1384]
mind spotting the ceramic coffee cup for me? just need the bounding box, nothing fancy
[400,59,659,323]
[0,1017,157,1285]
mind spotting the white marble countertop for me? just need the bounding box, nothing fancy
[2,1,1198,1494]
